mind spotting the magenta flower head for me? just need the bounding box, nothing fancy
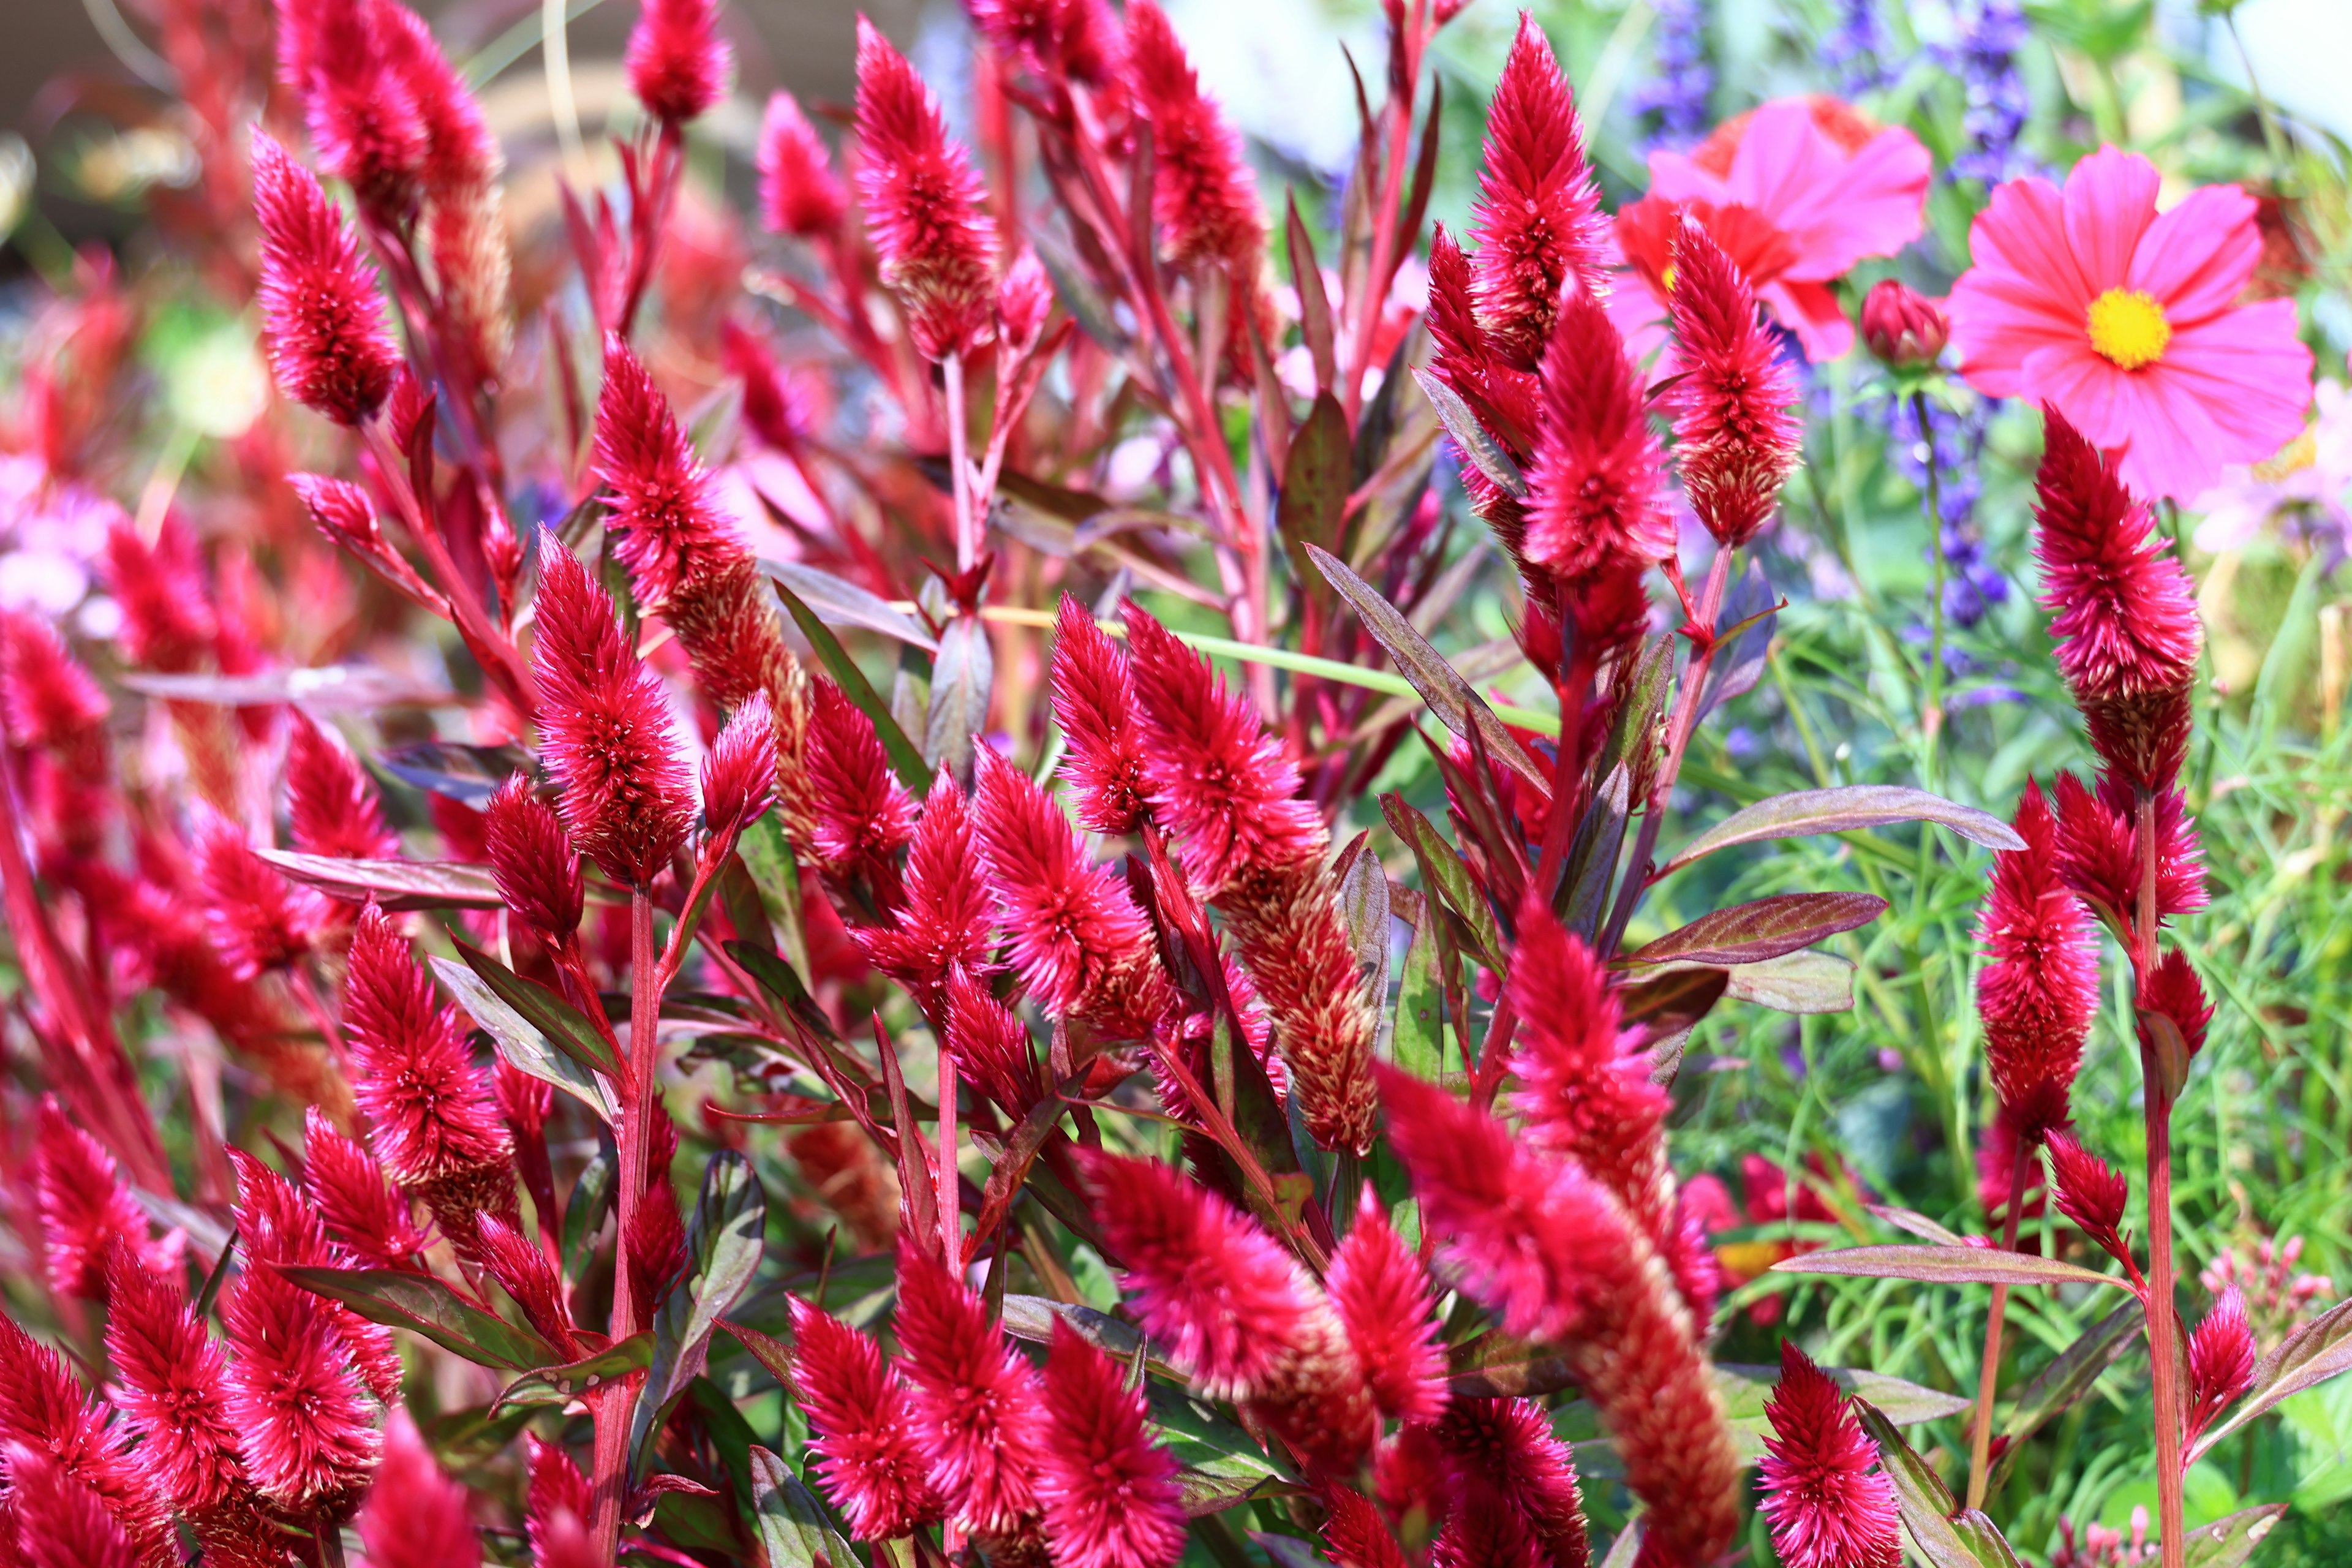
[757,90,847,238]
[0,1442,141,1568]
[353,1409,481,1568]
[853,17,998,361]
[1036,1319,1188,1568]
[251,129,401,426]
[484,772,586,943]
[1124,0,1265,279]
[1757,1342,1901,1568]
[285,714,398,861]
[1668,217,1804,549]
[701,690,779,839]
[1050,594,1150,837]
[859,773,994,1008]
[805,676,918,880]
[220,1264,382,1518]
[0,1315,170,1559]
[192,807,327,979]
[595,336,737,614]
[103,1246,249,1515]
[626,0,732,124]
[2185,1288,2257,1452]
[1523,288,1671,589]
[788,1297,944,1540]
[1469,12,1609,371]
[301,1106,428,1268]
[33,1098,159,1302]
[529,531,697,886]
[1975,780,2100,1142]
[1859,279,1949,369]
[1324,1186,1447,1425]
[894,1237,1046,1541]
[2044,1129,2132,1270]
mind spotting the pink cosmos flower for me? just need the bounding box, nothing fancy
[1947,145,2315,502]
[1615,96,1930,363]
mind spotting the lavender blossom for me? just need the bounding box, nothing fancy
[1940,0,2036,185]
[1824,0,1893,94]
[1632,0,1713,150]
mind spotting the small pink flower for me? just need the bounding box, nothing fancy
[2186,1288,2257,1453]
[625,0,731,125]
[1035,1319,1186,1568]
[1948,146,2314,502]
[757,91,847,239]
[1757,1342,1900,1568]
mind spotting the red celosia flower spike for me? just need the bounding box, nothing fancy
[805,677,919,883]
[1667,217,1804,548]
[2185,1287,2256,1452]
[287,715,399,861]
[2044,1129,2132,1270]
[103,1248,249,1515]
[219,1264,382,1517]
[33,1099,158,1302]
[102,515,216,673]
[703,690,780,839]
[1521,288,1671,590]
[1050,595,1150,837]
[2051,770,2206,932]
[894,1237,1047,1541]
[526,1434,592,1563]
[192,809,329,979]
[2142,946,2213,1060]
[1325,1188,1447,1425]
[342,903,515,1233]
[1757,1342,1901,1568]
[302,1106,428,1267]
[251,129,401,426]
[529,533,698,887]
[626,0,732,124]
[788,1297,944,1540]
[1431,1396,1592,1568]
[970,745,1171,1034]
[228,1149,405,1404]
[1320,1486,1409,1568]
[859,773,995,1004]
[945,971,1049,1120]
[375,0,501,193]
[475,1212,578,1355]
[970,0,1126,88]
[484,772,586,943]
[1975,780,2101,1142]
[0,1316,168,1560]
[1124,0,1266,279]
[0,612,107,750]
[284,0,429,210]
[758,91,848,238]
[0,1443,141,1568]
[853,17,999,361]
[1036,1319,1188,1568]
[353,1409,481,1568]
[594,336,739,614]
[1469,12,1610,371]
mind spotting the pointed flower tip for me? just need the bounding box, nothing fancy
[1037,1319,1186,1568]
[1523,290,1669,611]
[853,20,997,360]
[1050,594,1150,837]
[788,1297,944,1540]
[1975,778,2099,1142]
[286,715,398,861]
[594,336,739,614]
[301,1106,428,1267]
[893,1236,1045,1537]
[342,903,513,1196]
[758,89,847,238]
[703,692,780,840]
[250,128,400,426]
[1470,12,1607,370]
[1667,220,1803,548]
[222,1265,382,1516]
[1125,0,1267,279]
[1757,1343,1901,1568]
[34,1099,156,1302]
[625,0,732,124]
[2187,1287,2257,1449]
[484,772,586,942]
[1326,1188,1447,1425]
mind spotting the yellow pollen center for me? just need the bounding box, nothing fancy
[1660,263,1678,292]
[2253,428,2318,483]
[2085,287,2171,370]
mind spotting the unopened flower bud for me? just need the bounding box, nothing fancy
[1860,279,1949,369]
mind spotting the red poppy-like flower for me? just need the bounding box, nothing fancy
[2045,1130,2133,1272]
[789,1297,944,1540]
[102,1249,249,1516]
[1757,1341,1901,1568]
[2185,1288,2257,1452]
[1050,595,1151,837]
[1035,1319,1187,1568]
[302,1106,428,1268]
[895,1238,1047,1540]
[1466,12,1609,371]
[530,534,698,887]
[1667,217,1804,549]
[220,1265,382,1517]
[625,0,731,124]
[483,773,586,943]
[32,1099,160,1302]
[1124,0,1265,279]
[853,17,998,361]
[758,91,848,238]
[1975,780,2101,1141]
[1325,1188,1447,1425]
[1859,279,1949,369]
[353,1408,480,1568]
[251,129,401,426]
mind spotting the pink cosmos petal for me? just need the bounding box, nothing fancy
[1738,116,1929,281]
[2158,301,2314,454]
[1642,149,1730,208]
[2105,363,2233,503]
[1604,271,1673,380]
[1714,104,1838,228]
[2128,185,2261,325]
[1761,279,1853,362]
[2059,146,2160,291]
[2019,345,2138,450]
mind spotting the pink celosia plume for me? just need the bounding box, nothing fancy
[788,1297,944,1539]
[853,17,999,361]
[1756,1341,1901,1568]
[1975,780,2101,1140]
[1035,1319,1186,1568]
[251,129,401,426]
[1665,218,1803,548]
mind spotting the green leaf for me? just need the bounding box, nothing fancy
[431,956,616,1121]
[2190,1298,2352,1463]
[1716,1363,1970,1429]
[496,1333,655,1409]
[1379,793,1504,971]
[422,1399,541,1466]
[1306,543,1551,799]
[2180,1504,2290,1568]
[1994,1297,2143,1476]
[737,810,810,976]
[924,612,993,782]
[772,576,932,793]
[758,560,937,651]
[447,937,623,1082]
[281,1265,562,1372]
[1276,393,1351,604]
[1659,785,2024,877]
[631,1151,769,1472]
[750,1446,861,1568]
[1773,1245,2129,1291]
[1390,912,1449,1082]
[1853,1402,2025,1567]
[254,850,507,911]
[1724,949,1858,1014]
[1626,892,1888,968]
[1559,764,1631,938]
[1618,966,1730,1049]
[563,1145,616,1281]
[1410,368,1525,500]
[999,1295,1185,1384]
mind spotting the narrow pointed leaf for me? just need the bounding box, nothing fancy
[1411,368,1525,500]
[631,1151,769,1469]
[1379,793,1504,970]
[1659,785,2026,876]
[280,1265,562,1371]
[758,560,938,650]
[923,611,993,781]
[750,1446,861,1568]
[1627,892,1888,968]
[256,851,507,910]
[2180,1504,2290,1568]
[1992,1298,2142,1482]
[496,1333,656,1409]
[447,937,624,1080]
[1853,1403,2025,1568]
[431,956,616,1121]
[1773,1245,2129,1291]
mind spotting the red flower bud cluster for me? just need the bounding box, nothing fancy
[1859,279,1949,368]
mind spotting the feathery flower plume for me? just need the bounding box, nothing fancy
[1469,12,1610,369]
[945,972,1048,1120]
[1521,289,1671,592]
[193,810,328,979]
[0,1444,141,1568]
[2051,771,2207,930]
[860,774,995,1005]
[375,0,500,192]
[286,715,398,860]
[34,1099,157,1301]
[703,690,780,838]
[595,336,739,612]
[1326,1188,1447,1426]
[529,534,697,886]
[805,677,919,883]
[1125,0,1265,277]
[1050,595,1150,837]
[220,1264,382,1517]
[1431,1396,1591,1568]
[103,1248,249,1515]
[0,611,107,750]
[626,0,731,124]
[1667,218,1804,548]
[303,1107,428,1267]
[0,1317,168,1559]
[1378,1068,1738,1567]
[484,774,586,942]
[2185,1288,2256,1451]
[2143,946,2212,1059]
[895,1238,1047,1540]
[2044,1129,2132,1270]
[758,91,847,238]
[788,1297,944,1540]
[1757,1341,1901,1568]
[971,745,1171,1033]
[2033,410,2203,786]
[1036,1319,1188,1568]
[969,0,1126,88]
[1321,1486,1411,1568]
[284,0,429,208]
[353,1409,480,1568]
[228,1150,405,1404]
[526,1434,592,1562]
[251,129,400,426]
[998,249,1054,349]
[473,1214,578,1355]
[103,514,216,673]
[1975,780,2100,1141]
[342,904,515,1238]
[853,17,998,361]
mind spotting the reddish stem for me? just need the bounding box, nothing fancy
[2138,792,2186,1567]
[1341,4,1423,426]
[590,884,661,1559]
[1966,1136,2030,1508]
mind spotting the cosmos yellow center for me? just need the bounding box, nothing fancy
[2085,287,2171,370]
[1660,263,1678,292]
